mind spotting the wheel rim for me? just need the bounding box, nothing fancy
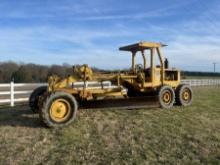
[182,88,191,103]
[50,98,71,122]
[162,91,172,105]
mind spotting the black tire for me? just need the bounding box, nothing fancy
[39,92,78,128]
[127,88,137,97]
[29,86,47,113]
[175,84,193,106]
[158,85,175,109]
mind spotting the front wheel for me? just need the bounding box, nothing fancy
[158,85,175,109]
[39,92,78,128]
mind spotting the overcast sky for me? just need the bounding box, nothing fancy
[0,0,219,71]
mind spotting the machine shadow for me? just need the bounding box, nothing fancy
[79,96,159,111]
[0,100,159,128]
[79,104,160,111]
[0,106,44,128]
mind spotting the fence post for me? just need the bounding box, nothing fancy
[10,81,14,107]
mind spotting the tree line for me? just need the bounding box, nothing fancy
[0,62,74,83]
[0,61,219,83]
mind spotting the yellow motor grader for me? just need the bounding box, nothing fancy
[29,41,193,127]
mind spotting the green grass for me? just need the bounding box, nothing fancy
[0,87,220,165]
[183,76,220,79]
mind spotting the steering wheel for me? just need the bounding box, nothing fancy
[135,64,143,72]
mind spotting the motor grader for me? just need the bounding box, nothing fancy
[29,41,193,128]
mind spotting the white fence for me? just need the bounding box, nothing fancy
[0,82,46,107]
[181,79,220,86]
[0,79,219,107]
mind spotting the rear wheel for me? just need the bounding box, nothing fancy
[29,86,47,113]
[39,92,78,128]
[175,84,193,106]
[158,85,175,109]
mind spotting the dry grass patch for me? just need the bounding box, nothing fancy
[0,87,220,164]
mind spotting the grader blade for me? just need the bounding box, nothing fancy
[79,96,159,110]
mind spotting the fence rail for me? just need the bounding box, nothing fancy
[181,79,220,86]
[0,79,219,107]
[0,82,47,107]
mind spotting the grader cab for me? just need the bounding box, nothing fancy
[119,42,180,94]
[29,41,193,128]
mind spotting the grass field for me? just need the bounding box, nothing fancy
[0,87,220,165]
[183,76,220,79]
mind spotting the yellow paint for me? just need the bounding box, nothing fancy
[163,91,171,104]
[50,98,71,122]
[182,88,191,101]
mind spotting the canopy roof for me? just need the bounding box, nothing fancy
[119,41,167,52]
